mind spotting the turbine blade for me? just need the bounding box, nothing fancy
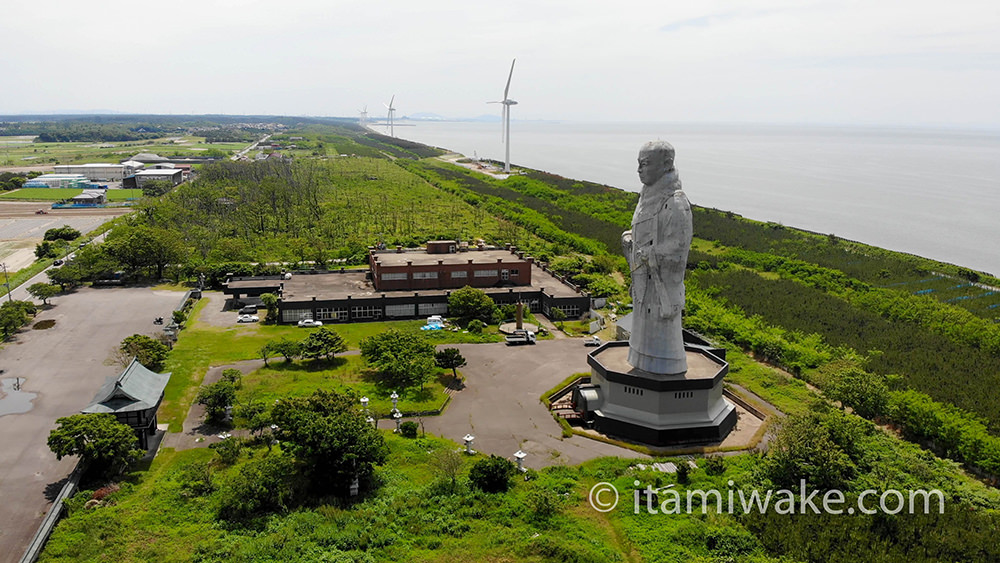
[390,94,395,108]
[504,58,516,100]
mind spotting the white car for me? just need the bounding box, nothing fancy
[297,319,323,328]
[237,314,260,323]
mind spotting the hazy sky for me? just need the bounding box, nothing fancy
[3,0,998,127]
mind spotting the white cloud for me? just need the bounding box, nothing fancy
[1,0,998,126]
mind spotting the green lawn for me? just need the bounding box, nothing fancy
[159,299,499,431]
[0,188,139,201]
[239,355,451,416]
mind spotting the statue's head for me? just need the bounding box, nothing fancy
[637,141,675,187]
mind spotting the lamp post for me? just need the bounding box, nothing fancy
[463,434,475,455]
[392,409,402,433]
[514,450,527,473]
[390,391,399,411]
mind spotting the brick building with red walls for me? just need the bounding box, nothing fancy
[369,241,533,291]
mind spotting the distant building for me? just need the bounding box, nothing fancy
[126,152,170,164]
[123,168,183,188]
[53,163,125,181]
[224,243,591,324]
[70,190,107,205]
[81,358,171,449]
[120,160,146,175]
[23,174,91,189]
[369,241,533,291]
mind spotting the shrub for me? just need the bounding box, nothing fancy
[467,319,485,334]
[703,455,726,476]
[400,421,419,439]
[675,462,691,484]
[469,455,517,493]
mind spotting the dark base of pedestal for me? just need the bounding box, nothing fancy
[592,408,738,447]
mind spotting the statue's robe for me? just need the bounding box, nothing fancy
[623,170,692,374]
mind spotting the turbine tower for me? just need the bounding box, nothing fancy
[487,59,517,173]
[359,105,368,127]
[384,95,396,137]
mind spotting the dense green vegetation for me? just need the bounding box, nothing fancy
[27,118,1000,562]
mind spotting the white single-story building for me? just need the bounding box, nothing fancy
[53,164,125,181]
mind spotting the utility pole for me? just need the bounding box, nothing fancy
[1,262,11,302]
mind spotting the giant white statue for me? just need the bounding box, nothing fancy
[621,140,692,374]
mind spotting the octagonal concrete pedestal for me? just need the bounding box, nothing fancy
[576,341,737,446]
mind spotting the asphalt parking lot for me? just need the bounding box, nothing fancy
[414,339,646,469]
[0,286,181,561]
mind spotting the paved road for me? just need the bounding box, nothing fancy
[0,286,180,561]
[389,339,646,469]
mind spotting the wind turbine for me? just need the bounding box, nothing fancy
[384,95,396,137]
[487,58,517,173]
[359,105,368,127]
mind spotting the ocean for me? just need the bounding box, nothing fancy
[391,120,1000,276]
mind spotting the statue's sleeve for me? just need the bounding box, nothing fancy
[654,194,692,317]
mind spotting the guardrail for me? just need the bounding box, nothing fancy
[19,461,84,563]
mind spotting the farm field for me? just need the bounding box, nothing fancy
[0,188,139,202]
[0,135,248,167]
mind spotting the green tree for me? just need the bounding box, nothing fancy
[103,225,187,279]
[360,329,436,391]
[431,448,464,492]
[119,334,169,371]
[221,368,242,388]
[469,454,517,493]
[217,455,298,522]
[47,264,84,291]
[435,348,467,381]
[171,309,187,326]
[0,302,29,339]
[259,292,279,324]
[259,341,276,367]
[47,413,143,477]
[35,240,58,259]
[270,389,388,494]
[27,283,60,305]
[270,337,301,362]
[826,367,889,419]
[448,286,498,325]
[300,327,347,361]
[550,307,566,329]
[195,380,236,423]
[236,400,270,436]
[141,179,174,198]
[43,225,81,241]
[764,412,856,489]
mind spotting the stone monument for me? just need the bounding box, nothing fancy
[573,141,737,445]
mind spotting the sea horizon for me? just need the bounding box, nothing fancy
[392,120,1000,276]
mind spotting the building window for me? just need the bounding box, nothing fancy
[381,272,407,281]
[351,305,382,319]
[474,269,498,277]
[551,306,581,318]
[418,302,448,315]
[451,271,467,279]
[509,269,519,277]
[282,309,313,323]
[316,308,348,321]
[384,304,416,317]
[412,271,438,279]
[501,269,510,281]
[673,391,693,399]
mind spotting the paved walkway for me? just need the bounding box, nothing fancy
[382,340,647,469]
